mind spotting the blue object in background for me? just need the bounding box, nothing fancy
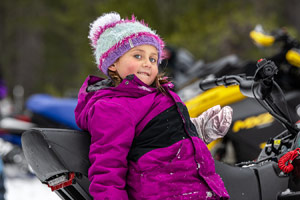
[0,134,21,146]
[0,158,5,200]
[0,159,2,174]
[26,94,80,130]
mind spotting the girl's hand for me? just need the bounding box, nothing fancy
[191,105,233,144]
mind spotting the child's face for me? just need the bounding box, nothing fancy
[109,45,159,86]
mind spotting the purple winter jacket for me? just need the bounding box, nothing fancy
[75,74,229,200]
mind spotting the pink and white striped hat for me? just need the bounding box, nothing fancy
[88,12,165,76]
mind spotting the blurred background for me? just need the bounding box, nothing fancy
[1,0,300,99]
[1,0,300,199]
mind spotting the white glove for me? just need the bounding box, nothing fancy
[191,105,233,144]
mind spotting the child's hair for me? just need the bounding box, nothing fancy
[88,12,165,76]
[108,69,169,93]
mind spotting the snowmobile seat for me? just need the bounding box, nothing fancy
[21,128,92,200]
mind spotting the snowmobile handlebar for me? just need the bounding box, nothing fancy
[200,58,300,135]
[199,75,260,98]
[199,59,278,100]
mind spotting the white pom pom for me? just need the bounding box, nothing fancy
[89,12,121,47]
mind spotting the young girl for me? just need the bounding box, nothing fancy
[75,12,232,200]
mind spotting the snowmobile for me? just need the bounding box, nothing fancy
[21,59,300,199]
[184,25,300,163]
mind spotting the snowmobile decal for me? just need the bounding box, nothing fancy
[232,112,274,133]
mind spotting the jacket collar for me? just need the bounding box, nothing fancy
[85,74,174,94]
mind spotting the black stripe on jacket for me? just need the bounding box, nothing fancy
[127,103,198,162]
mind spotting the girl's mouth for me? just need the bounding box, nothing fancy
[137,72,150,76]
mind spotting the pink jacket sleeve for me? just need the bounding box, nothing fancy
[87,100,136,200]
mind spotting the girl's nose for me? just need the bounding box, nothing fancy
[143,60,151,68]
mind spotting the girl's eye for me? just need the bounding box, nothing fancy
[134,54,141,59]
[150,58,157,63]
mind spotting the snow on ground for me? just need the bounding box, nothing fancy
[4,165,60,200]
[5,176,61,200]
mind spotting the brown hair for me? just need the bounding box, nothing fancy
[108,69,170,93]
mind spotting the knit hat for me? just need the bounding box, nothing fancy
[88,12,165,76]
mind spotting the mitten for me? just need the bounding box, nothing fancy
[191,105,233,144]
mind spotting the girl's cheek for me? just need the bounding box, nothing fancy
[126,65,138,74]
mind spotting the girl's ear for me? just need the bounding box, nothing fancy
[108,64,117,71]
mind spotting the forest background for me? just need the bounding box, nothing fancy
[1,0,300,99]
